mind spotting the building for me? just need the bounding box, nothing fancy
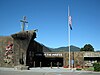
[0,17,100,68]
[0,30,100,68]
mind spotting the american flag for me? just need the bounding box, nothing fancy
[68,15,72,30]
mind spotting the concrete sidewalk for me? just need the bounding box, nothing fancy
[0,67,100,75]
[0,67,89,72]
[0,67,72,72]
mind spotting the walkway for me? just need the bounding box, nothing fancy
[0,67,100,75]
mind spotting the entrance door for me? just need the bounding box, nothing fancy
[33,52,45,67]
[44,57,63,67]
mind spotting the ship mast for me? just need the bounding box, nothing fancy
[20,16,28,31]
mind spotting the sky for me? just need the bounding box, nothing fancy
[0,0,100,51]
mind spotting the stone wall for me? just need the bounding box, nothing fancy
[11,30,36,66]
[44,52,84,67]
[0,36,14,67]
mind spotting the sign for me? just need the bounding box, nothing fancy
[44,53,63,57]
[84,52,100,57]
[71,60,74,65]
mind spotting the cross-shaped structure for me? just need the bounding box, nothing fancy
[20,16,28,31]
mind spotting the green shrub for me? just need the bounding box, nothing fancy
[93,63,100,72]
[76,68,82,70]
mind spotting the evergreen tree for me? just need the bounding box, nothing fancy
[80,44,94,51]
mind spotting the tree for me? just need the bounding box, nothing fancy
[80,44,94,51]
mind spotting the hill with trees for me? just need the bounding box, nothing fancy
[49,45,80,52]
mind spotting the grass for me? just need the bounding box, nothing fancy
[84,67,94,71]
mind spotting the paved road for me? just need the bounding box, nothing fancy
[45,72,100,75]
[0,71,100,75]
[0,67,100,75]
[0,71,44,75]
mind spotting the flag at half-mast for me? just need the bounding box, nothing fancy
[68,6,72,30]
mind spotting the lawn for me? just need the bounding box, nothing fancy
[84,67,94,71]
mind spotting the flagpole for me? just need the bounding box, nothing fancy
[68,5,70,69]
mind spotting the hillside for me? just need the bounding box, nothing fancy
[49,45,80,52]
[43,45,52,52]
